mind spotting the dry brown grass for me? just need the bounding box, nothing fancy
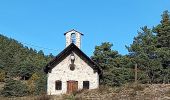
[0,95,52,100]
[34,94,51,100]
[1,84,170,100]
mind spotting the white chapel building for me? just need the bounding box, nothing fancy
[44,30,102,95]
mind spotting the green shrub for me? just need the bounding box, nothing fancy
[34,73,47,95]
[27,73,40,95]
[1,79,29,97]
[0,69,5,82]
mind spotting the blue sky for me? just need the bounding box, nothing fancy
[0,0,169,56]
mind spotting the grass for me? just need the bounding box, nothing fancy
[165,89,170,97]
[1,84,170,100]
[0,95,51,100]
[120,83,145,91]
[35,94,51,100]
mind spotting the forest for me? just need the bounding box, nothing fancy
[0,10,169,97]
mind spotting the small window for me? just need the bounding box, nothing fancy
[55,81,62,90]
[71,33,76,44]
[83,81,89,89]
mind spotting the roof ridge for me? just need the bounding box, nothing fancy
[64,29,84,35]
[44,43,102,75]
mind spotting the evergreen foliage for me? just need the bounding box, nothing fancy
[91,42,134,86]
[0,34,53,79]
[92,10,170,85]
[126,26,162,83]
[153,10,170,83]
[34,73,47,95]
[1,79,29,97]
[27,73,40,95]
[0,34,53,96]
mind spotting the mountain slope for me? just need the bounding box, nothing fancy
[0,34,53,80]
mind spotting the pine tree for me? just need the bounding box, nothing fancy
[153,10,170,83]
[91,42,133,86]
[127,26,162,83]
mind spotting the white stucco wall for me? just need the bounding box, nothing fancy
[47,52,99,95]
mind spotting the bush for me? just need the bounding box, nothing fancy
[34,73,47,95]
[1,79,29,97]
[102,68,134,87]
[0,69,5,82]
[27,73,40,95]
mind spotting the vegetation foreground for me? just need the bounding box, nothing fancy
[1,84,170,100]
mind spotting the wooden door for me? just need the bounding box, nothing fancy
[67,81,78,94]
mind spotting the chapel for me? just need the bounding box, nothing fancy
[44,29,102,95]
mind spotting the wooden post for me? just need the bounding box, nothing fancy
[135,64,138,84]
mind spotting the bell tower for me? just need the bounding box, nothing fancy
[64,29,83,49]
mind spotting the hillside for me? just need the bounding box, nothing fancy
[0,34,54,96]
[0,34,53,79]
[74,84,170,100]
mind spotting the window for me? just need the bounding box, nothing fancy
[83,81,89,89]
[71,33,76,44]
[55,81,62,90]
